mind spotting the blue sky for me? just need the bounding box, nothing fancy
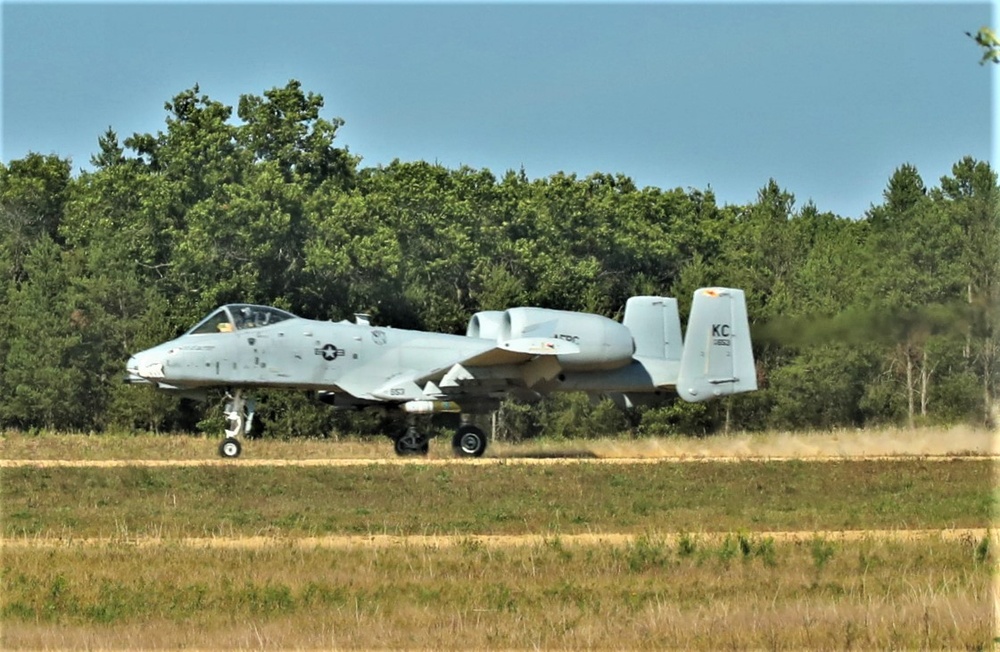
[2,1,995,218]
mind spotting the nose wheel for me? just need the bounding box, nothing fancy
[219,437,242,458]
[220,390,255,459]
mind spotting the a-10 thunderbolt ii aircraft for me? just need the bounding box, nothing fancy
[125,287,756,459]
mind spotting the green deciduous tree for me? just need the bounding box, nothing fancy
[936,157,1000,424]
[1,238,92,429]
[967,26,1000,64]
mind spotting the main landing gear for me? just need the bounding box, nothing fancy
[212,393,489,460]
[219,390,255,459]
[391,418,488,458]
[393,423,430,456]
[452,424,487,458]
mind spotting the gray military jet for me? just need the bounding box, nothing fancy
[125,287,756,458]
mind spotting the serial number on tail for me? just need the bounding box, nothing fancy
[712,323,731,346]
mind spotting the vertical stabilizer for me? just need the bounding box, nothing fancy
[676,288,756,402]
[623,296,683,361]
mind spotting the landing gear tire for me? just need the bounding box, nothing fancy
[219,437,242,459]
[452,425,487,458]
[220,390,254,460]
[393,427,429,456]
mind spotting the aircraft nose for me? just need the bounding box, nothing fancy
[124,354,145,384]
[124,350,164,384]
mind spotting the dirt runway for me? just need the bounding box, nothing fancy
[1,528,992,551]
[1,454,996,468]
[3,425,995,466]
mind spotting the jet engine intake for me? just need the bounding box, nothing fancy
[466,311,507,341]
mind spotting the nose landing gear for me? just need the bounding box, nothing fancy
[219,390,255,459]
[219,437,242,458]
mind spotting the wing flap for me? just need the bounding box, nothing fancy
[458,338,578,367]
[500,337,579,356]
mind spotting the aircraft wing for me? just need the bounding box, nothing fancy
[334,337,579,403]
[462,337,579,365]
[413,338,580,400]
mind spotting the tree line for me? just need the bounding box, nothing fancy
[1,80,996,438]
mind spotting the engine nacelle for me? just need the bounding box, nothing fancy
[468,307,635,371]
[466,311,507,341]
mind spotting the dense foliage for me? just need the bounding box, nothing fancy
[1,81,996,437]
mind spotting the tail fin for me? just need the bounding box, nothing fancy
[623,296,683,361]
[676,287,757,402]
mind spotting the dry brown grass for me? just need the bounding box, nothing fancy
[2,424,995,461]
[588,423,998,459]
[0,430,391,461]
[2,535,992,650]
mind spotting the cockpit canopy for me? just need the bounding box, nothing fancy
[186,304,296,335]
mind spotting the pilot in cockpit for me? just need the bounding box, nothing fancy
[236,307,254,330]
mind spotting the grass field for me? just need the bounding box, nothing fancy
[1,459,993,538]
[1,428,996,649]
[3,535,992,649]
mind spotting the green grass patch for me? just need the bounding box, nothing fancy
[1,460,991,538]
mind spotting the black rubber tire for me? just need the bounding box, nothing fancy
[219,437,242,459]
[452,425,487,458]
[393,431,429,456]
